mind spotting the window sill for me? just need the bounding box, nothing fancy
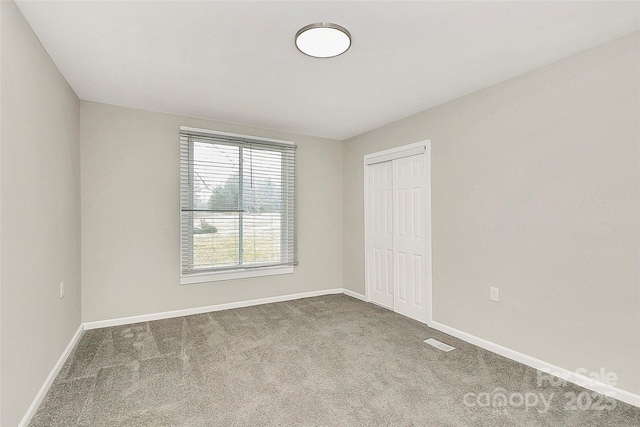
[180,266,294,285]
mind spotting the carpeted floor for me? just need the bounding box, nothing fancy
[29,294,640,426]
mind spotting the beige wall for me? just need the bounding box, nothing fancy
[0,2,81,425]
[343,33,640,395]
[2,3,638,422]
[80,102,343,322]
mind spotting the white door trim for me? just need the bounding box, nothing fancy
[364,140,432,325]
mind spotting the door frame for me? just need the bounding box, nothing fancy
[363,140,432,325]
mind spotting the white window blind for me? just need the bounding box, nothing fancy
[180,127,297,278]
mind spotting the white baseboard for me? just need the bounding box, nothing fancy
[19,293,640,427]
[18,324,84,427]
[83,288,346,330]
[342,288,367,301]
[429,320,640,408]
[22,289,353,425]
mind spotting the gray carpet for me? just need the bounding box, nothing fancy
[29,295,640,426]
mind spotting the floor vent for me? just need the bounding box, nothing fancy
[424,338,455,352]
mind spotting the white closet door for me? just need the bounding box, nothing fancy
[368,161,394,309]
[392,154,426,322]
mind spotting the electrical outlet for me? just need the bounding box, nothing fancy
[60,282,64,299]
[490,287,499,302]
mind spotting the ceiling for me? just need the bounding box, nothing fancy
[16,1,640,140]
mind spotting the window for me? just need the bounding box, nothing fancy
[180,127,297,284]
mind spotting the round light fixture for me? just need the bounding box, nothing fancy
[295,23,351,58]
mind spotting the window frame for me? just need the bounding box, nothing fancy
[179,126,296,285]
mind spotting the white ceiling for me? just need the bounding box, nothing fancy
[16,1,640,140]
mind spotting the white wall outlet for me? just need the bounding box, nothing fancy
[60,282,64,299]
[490,287,499,302]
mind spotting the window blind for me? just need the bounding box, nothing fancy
[180,127,297,276]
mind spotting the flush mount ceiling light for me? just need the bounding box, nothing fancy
[295,23,351,58]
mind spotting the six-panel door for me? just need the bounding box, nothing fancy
[368,161,394,309]
[392,154,426,322]
[367,153,426,323]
